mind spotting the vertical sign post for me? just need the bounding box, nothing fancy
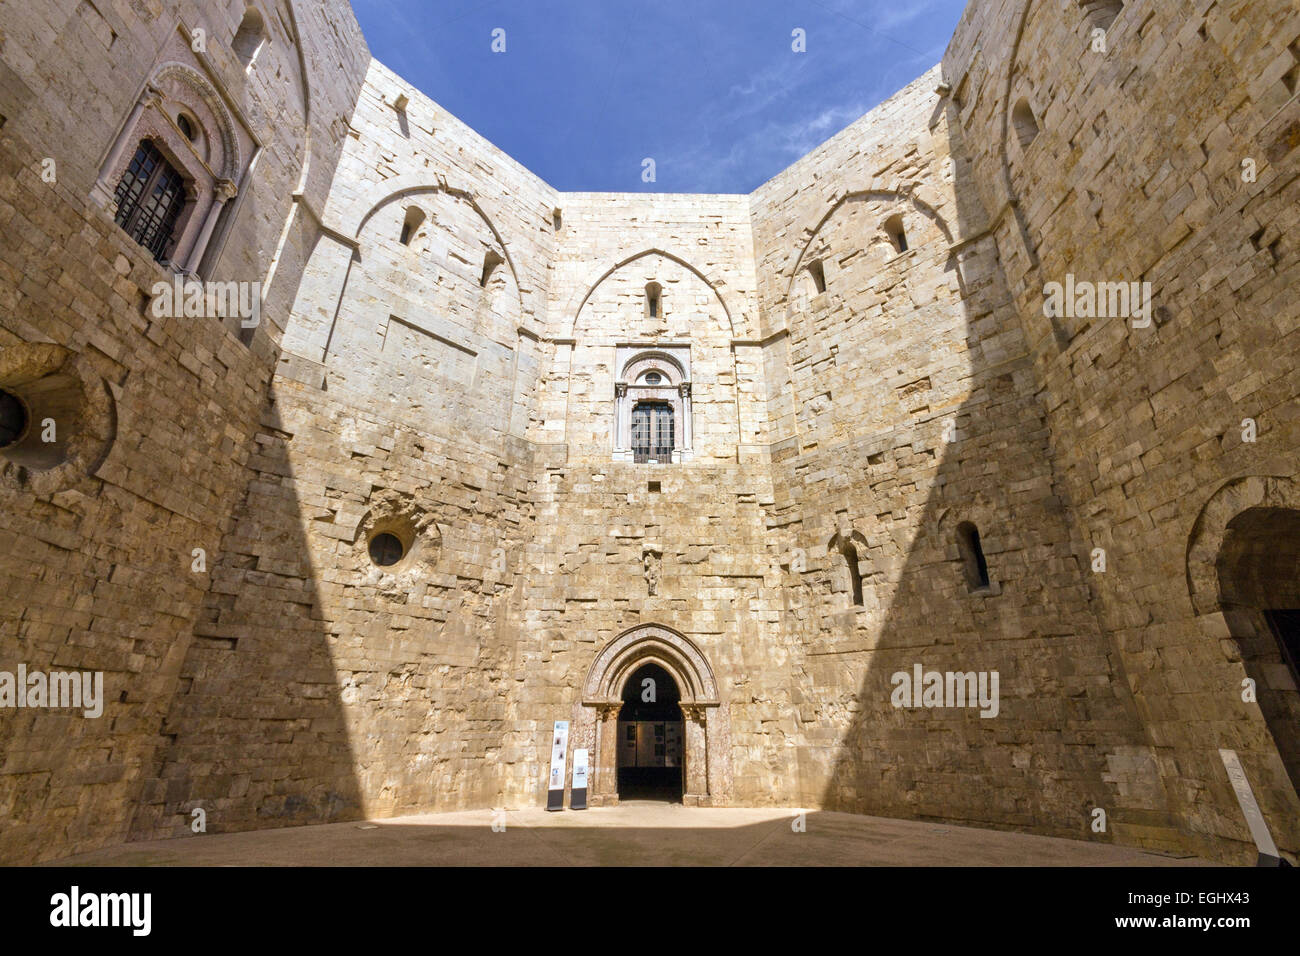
[571,748,589,810]
[1218,749,1286,866]
[546,720,569,811]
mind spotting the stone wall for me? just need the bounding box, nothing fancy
[0,0,370,863]
[942,0,1300,863]
[1,0,1295,866]
[746,67,1173,846]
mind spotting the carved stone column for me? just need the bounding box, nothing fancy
[614,382,628,453]
[679,382,693,452]
[681,703,709,806]
[184,178,238,274]
[591,702,621,806]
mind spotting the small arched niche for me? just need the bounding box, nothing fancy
[883,213,909,253]
[399,205,425,247]
[829,531,866,607]
[645,281,663,319]
[1012,97,1040,149]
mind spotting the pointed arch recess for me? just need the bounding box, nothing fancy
[566,248,736,338]
[582,623,719,707]
[1185,474,1300,617]
[351,182,526,314]
[782,189,955,310]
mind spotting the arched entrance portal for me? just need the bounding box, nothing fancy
[617,662,683,801]
[582,624,720,807]
[1216,506,1300,794]
[1188,476,1300,801]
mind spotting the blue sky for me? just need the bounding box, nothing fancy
[350,0,968,193]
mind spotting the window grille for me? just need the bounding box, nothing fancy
[632,402,674,463]
[113,140,186,262]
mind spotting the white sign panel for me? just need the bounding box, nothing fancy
[1218,748,1279,859]
[572,748,589,790]
[547,721,570,792]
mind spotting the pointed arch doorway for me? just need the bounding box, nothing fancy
[582,624,720,807]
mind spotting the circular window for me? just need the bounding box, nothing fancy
[177,114,196,141]
[644,372,662,385]
[0,389,29,448]
[368,532,405,567]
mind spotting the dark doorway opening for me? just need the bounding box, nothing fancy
[617,662,683,802]
[1217,507,1300,796]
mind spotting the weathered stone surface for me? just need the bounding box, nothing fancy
[0,0,1296,867]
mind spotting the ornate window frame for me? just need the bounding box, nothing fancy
[613,344,692,463]
[91,48,248,276]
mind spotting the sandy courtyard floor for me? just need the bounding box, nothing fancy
[46,804,1216,866]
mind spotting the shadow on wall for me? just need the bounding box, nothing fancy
[798,73,1176,851]
[126,378,367,840]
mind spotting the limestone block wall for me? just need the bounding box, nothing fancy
[128,379,543,837]
[944,0,1300,863]
[526,459,799,807]
[3,0,1294,867]
[131,54,563,838]
[747,68,1173,846]
[0,0,370,864]
[525,193,801,807]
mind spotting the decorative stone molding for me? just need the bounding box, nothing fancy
[149,62,242,179]
[582,623,719,707]
[613,345,692,461]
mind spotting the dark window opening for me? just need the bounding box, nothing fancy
[957,521,991,591]
[648,481,661,493]
[646,281,662,318]
[632,401,674,464]
[644,372,662,385]
[113,140,186,263]
[552,208,562,231]
[177,114,196,141]
[807,258,826,294]
[884,214,908,253]
[839,539,864,607]
[368,532,405,567]
[0,388,28,448]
